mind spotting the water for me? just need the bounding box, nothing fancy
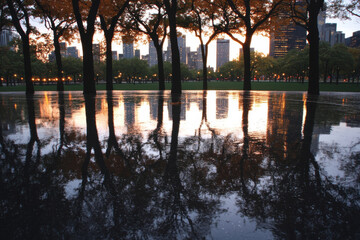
[1,90,360,239]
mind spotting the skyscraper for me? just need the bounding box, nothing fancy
[59,42,67,57]
[269,20,306,58]
[135,49,140,59]
[166,34,187,64]
[320,23,345,46]
[112,51,117,60]
[216,39,230,71]
[67,46,79,58]
[269,1,307,58]
[0,30,14,47]
[92,43,100,63]
[346,31,360,48]
[178,35,187,64]
[149,41,157,66]
[123,40,134,59]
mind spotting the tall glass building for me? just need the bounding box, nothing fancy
[216,39,230,71]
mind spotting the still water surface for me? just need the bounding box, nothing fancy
[1,90,360,239]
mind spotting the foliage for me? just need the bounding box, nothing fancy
[329,0,360,19]
[113,58,151,80]
[0,46,24,78]
[218,60,242,80]
[0,0,12,31]
[62,56,82,78]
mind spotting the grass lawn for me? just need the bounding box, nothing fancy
[0,81,359,92]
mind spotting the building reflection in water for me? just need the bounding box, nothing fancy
[0,91,360,239]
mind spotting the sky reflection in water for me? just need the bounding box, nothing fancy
[0,90,360,239]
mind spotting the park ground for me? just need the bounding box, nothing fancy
[0,81,360,92]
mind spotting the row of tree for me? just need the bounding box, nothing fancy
[220,42,360,83]
[1,40,359,86]
[1,0,358,96]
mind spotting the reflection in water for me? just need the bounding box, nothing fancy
[0,91,360,239]
[57,92,65,157]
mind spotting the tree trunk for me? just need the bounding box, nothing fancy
[53,35,64,92]
[154,39,165,91]
[164,0,181,97]
[105,33,114,91]
[22,36,34,95]
[72,0,100,95]
[201,43,208,90]
[242,38,252,91]
[307,5,320,95]
[82,37,96,94]
[323,61,328,83]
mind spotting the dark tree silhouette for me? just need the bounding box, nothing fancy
[99,0,129,91]
[57,92,65,157]
[163,0,182,95]
[224,0,284,91]
[83,94,113,189]
[105,91,124,159]
[6,0,34,95]
[125,1,168,91]
[290,0,325,95]
[34,0,75,92]
[72,0,100,94]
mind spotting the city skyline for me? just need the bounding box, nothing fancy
[87,15,360,69]
[5,12,358,70]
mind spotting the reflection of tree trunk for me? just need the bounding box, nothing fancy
[57,93,65,157]
[106,91,123,159]
[26,96,40,162]
[201,91,207,127]
[302,96,317,159]
[165,99,182,200]
[0,120,5,153]
[84,94,114,194]
[0,104,9,156]
[301,95,320,185]
[156,92,164,132]
[200,91,217,135]
[149,92,165,161]
[24,96,40,234]
[240,91,251,194]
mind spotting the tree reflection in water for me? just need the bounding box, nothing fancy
[233,94,360,239]
[0,91,359,239]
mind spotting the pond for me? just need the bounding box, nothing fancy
[1,90,360,239]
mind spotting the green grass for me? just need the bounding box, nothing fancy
[0,81,360,92]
